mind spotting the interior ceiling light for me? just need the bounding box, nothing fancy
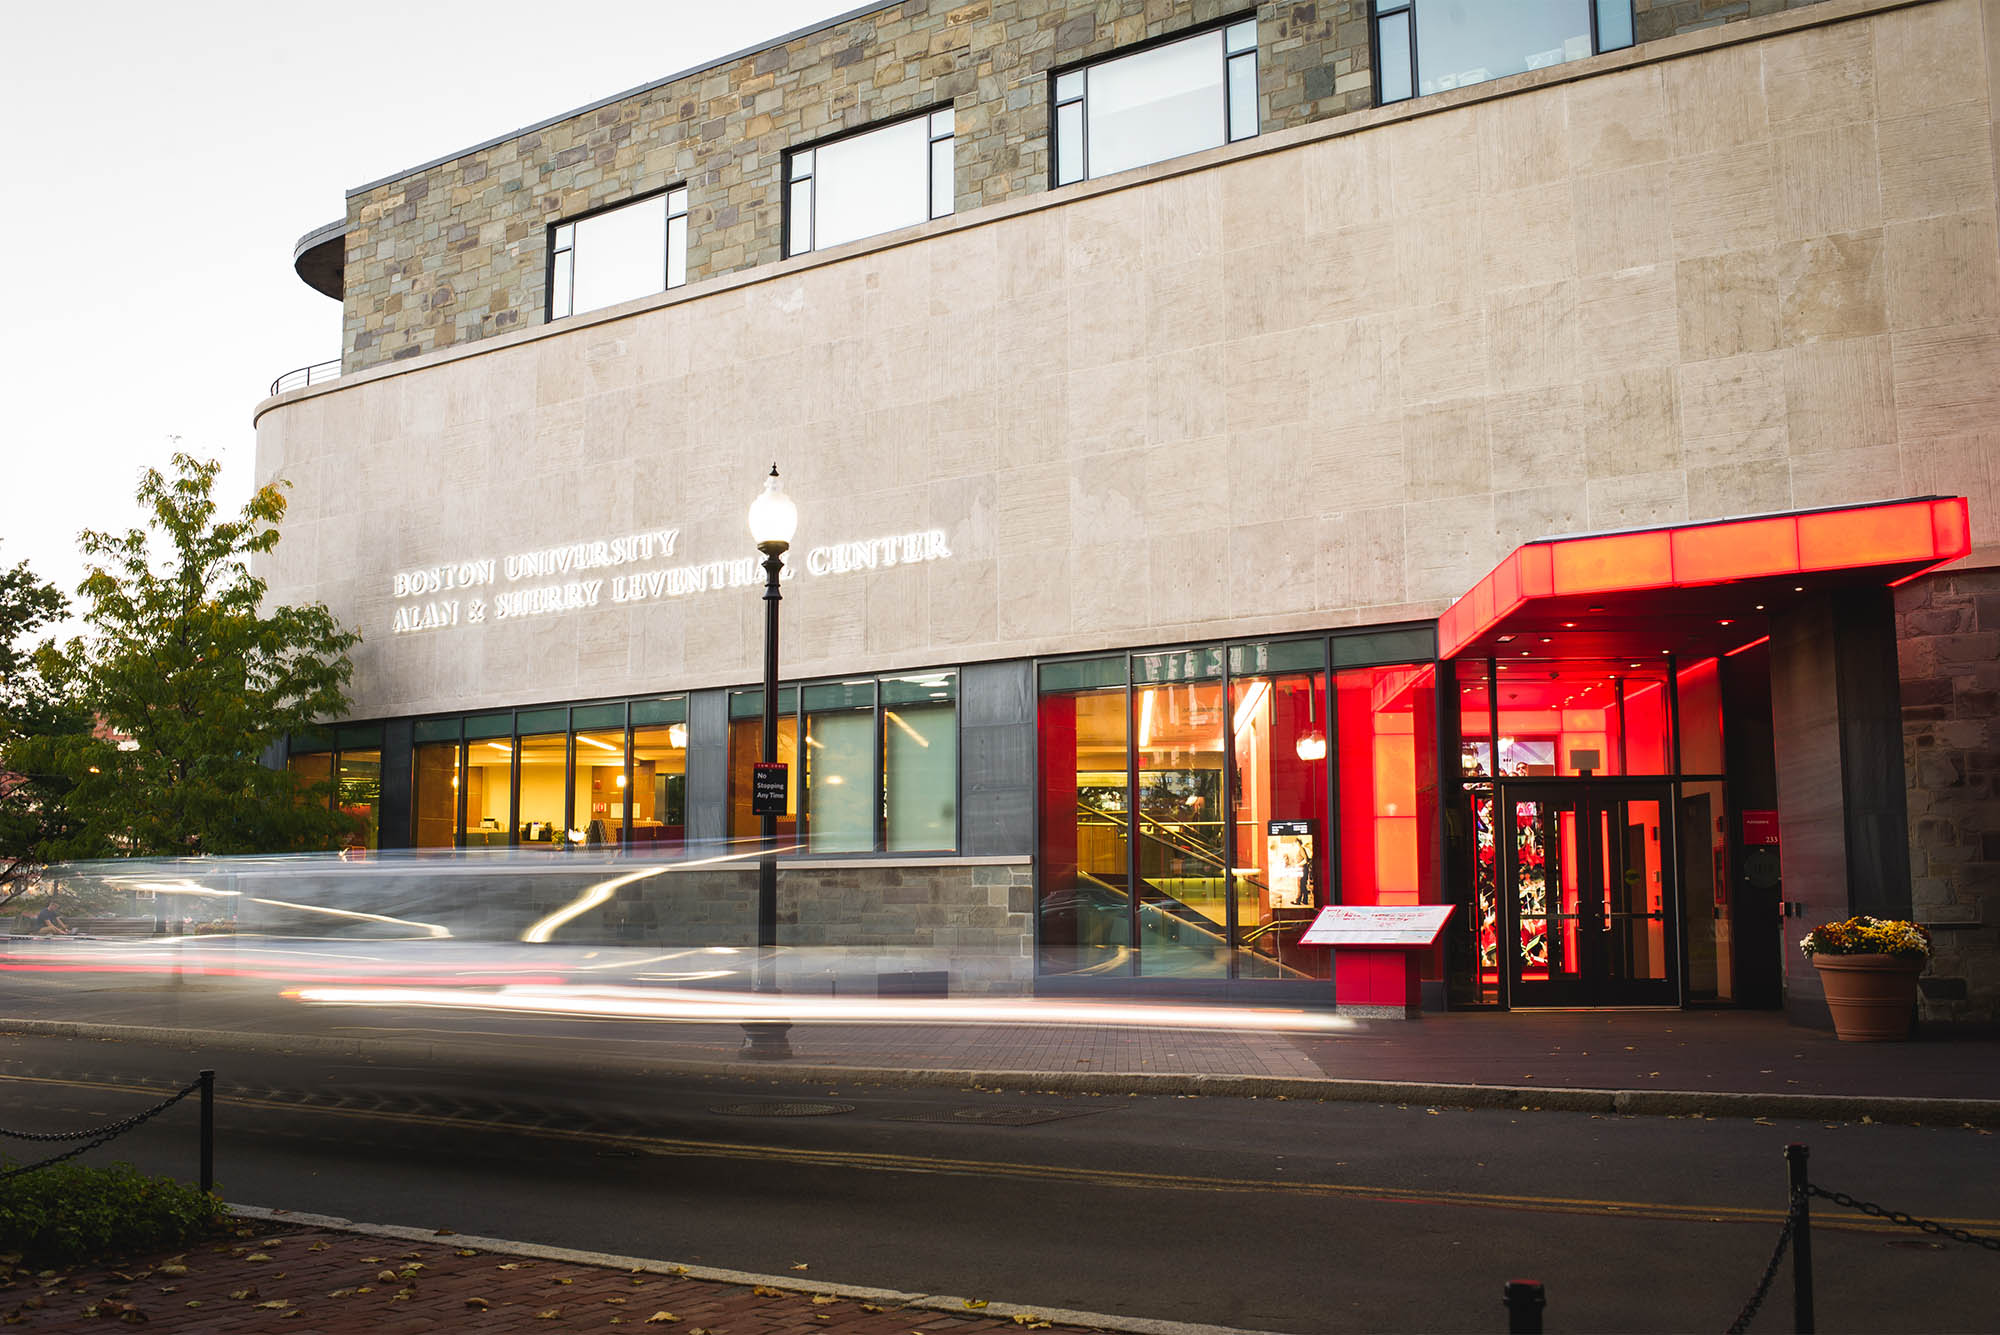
[1718,619,1733,626]
[1755,604,1766,611]
[1563,622,1576,628]
[1496,634,1515,642]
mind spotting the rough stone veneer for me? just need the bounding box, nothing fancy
[339,0,1372,372]
[1898,568,2000,1024]
[1633,0,1834,40]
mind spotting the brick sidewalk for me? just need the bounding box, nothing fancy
[1,1228,1104,1334]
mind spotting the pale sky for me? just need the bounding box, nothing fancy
[0,0,854,629]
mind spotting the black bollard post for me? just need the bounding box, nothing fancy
[199,1070,215,1196]
[1786,1143,1813,1334]
[1503,1279,1545,1334]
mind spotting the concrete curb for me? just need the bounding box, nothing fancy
[226,1204,1279,1335]
[7,1018,1998,1126]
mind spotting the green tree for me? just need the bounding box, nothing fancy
[0,546,82,908]
[28,453,362,857]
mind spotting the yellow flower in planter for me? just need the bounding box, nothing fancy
[1799,915,1931,961]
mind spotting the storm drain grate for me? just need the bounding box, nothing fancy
[709,1101,857,1117]
[886,1106,1106,1127]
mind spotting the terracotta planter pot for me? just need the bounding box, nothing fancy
[1812,953,1923,1041]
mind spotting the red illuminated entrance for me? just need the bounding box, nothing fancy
[1443,498,1971,1009]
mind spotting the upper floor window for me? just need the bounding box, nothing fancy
[547,187,688,320]
[1373,0,1633,104]
[1052,19,1258,187]
[787,110,955,257]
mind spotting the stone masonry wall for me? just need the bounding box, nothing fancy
[1633,0,1833,41]
[337,0,1848,373]
[1897,566,2000,1024]
[340,0,1371,372]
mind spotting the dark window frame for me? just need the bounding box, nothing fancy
[1048,12,1260,190]
[783,106,957,259]
[1371,0,1637,107]
[545,183,690,321]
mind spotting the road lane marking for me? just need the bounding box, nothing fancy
[7,1071,1992,1237]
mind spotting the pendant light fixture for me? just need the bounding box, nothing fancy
[1294,679,1327,761]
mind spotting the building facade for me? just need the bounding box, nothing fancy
[259,0,2000,1021]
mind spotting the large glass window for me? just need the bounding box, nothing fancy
[804,681,876,853]
[516,730,567,847]
[548,187,689,320]
[631,718,688,851]
[571,725,627,847]
[463,717,514,849]
[1037,660,1132,976]
[787,110,954,256]
[1053,20,1257,187]
[729,688,799,846]
[1134,652,1230,978]
[411,739,459,849]
[1374,0,1634,105]
[1228,667,1330,981]
[884,673,958,852]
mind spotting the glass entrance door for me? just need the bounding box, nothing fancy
[1497,782,1678,1006]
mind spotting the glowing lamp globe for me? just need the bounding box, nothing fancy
[1294,730,1327,762]
[748,465,798,551]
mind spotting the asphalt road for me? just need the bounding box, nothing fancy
[3,1032,1995,1333]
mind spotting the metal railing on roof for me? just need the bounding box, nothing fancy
[269,360,341,397]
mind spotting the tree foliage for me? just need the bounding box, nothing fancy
[19,453,362,858]
[0,546,81,907]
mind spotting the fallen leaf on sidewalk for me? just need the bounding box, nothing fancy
[605,1297,628,1305]
[327,1289,355,1299]
[964,1299,989,1309]
[646,1312,680,1323]
[551,1277,573,1286]
[243,1254,273,1263]
[536,1309,563,1320]
[309,1242,328,1252]
[455,1249,480,1258]
[812,1295,837,1305]
[378,1271,400,1283]
[254,1300,292,1309]
[497,1263,522,1271]
[156,1265,188,1278]
[466,1297,490,1310]
[228,1288,258,1301]
[752,1286,785,1297]
[861,1304,885,1313]
[791,1263,809,1271]
[435,1227,456,1236]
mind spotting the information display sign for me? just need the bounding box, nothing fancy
[751,762,789,817]
[1742,810,1780,845]
[1299,904,1455,947]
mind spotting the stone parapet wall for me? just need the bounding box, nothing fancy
[1897,566,2000,1024]
[334,0,1843,372]
[340,0,1369,373]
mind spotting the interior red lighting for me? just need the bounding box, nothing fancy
[1725,635,1772,657]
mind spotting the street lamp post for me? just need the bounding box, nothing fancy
[742,464,797,1060]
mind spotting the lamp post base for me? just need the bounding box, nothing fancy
[738,1021,795,1060]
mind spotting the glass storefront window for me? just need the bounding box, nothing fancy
[1229,672,1329,981]
[1488,660,1673,777]
[1677,657,1724,775]
[1679,779,1733,1002]
[287,751,332,800]
[1135,675,1229,978]
[335,749,381,850]
[1036,685,1131,975]
[516,732,567,847]
[804,681,876,853]
[1336,664,1438,906]
[411,741,459,848]
[463,737,514,848]
[571,728,627,846]
[631,722,688,850]
[729,688,799,846]
[1457,660,1493,777]
[884,673,957,852]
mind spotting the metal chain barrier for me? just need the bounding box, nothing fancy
[0,1075,206,1182]
[1807,1184,2000,1253]
[1725,1187,1802,1335]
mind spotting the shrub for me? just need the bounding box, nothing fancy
[0,1160,227,1267]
